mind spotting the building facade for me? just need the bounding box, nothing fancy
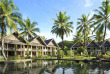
[0,32,59,57]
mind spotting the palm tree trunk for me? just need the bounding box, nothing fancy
[62,38,64,58]
[1,23,7,61]
[84,23,86,48]
[102,23,107,55]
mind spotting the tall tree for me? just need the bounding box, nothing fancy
[77,14,91,47]
[73,32,83,44]
[91,0,110,54]
[51,11,73,58]
[0,0,22,61]
[19,18,40,40]
[93,31,103,42]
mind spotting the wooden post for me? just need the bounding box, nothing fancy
[23,45,25,57]
[36,46,38,57]
[21,45,22,56]
[51,47,52,56]
[7,43,8,57]
[42,46,43,56]
[31,46,32,57]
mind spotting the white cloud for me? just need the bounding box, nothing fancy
[85,0,93,7]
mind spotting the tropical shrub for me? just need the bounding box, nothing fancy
[8,56,25,60]
[67,50,74,57]
[106,51,110,55]
[103,55,110,59]
[77,47,86,55]
[57,49,63,59]
[91,51,97,57]
[38,51,41,57]
[26,49,30,58]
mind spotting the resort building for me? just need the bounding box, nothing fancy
[69,42,83,51]
[69,40,110,55]
[0,31,59,58]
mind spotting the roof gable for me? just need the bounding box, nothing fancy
[102,41,110,47]
[87,41,99,47]
[69,42,83,49]
[3,32,26,45]
[30,36,46,46]
[45,39,59,47]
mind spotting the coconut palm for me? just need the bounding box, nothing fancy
[0,0,22,61]
[19,18,40,40]
[91,0,110,54]
[93,31,103,42]
[73,32,83,44]
[51,11,73,58]
[77,14,91,47]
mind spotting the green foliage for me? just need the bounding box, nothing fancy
[57,49,63,59]
[73,56,84,60]
[38,51,41,57]
[19,18,40,40]
[91,51,97,57]
[77,47,86,55]
[51,11,73,40]
[103,55,110,59]
[8,56,25,60]
[58,40,74,49]
[52,48,55,57]
[40,36,47,41]
[67,50,74,57]
[77,14,92,45]
[97,52,101,57]
[26,49,30,58]
[106,51,110,55]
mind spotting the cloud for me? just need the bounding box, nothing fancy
[85,0,93,7]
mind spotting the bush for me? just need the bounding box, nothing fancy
[106,51,110,55]
[91,51,97,57]
[97,52,101,57]
[8,56,25,60]
[103,55,110,59]
[67,50,74,57]
[77,47,86,56]
[57,49,63,59]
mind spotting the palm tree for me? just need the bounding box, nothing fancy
[77,14,91,47]
[19,18,40,40]
[73,32,83,44]
[51,11,73,58]
[93,31,103,42]
[0,0,22,61]
[91,0,110,54]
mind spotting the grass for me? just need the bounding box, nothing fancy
[0,59,5,62]
[0,56,96,62]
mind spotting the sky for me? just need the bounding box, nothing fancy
[13,0,106,43]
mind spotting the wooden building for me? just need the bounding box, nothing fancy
[0,31,58,57]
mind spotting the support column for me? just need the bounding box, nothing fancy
[31,46,32,57]
[36,46,38,57]
[23,45,25,57]
[21,45,22,56]
[7,43,8,57]
[51,47,52,56]
[42,46,44,56]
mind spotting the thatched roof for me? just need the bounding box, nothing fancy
[30,36,47,46]
[0,31,26,45]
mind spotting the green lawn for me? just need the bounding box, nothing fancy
[0,56,96,62]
